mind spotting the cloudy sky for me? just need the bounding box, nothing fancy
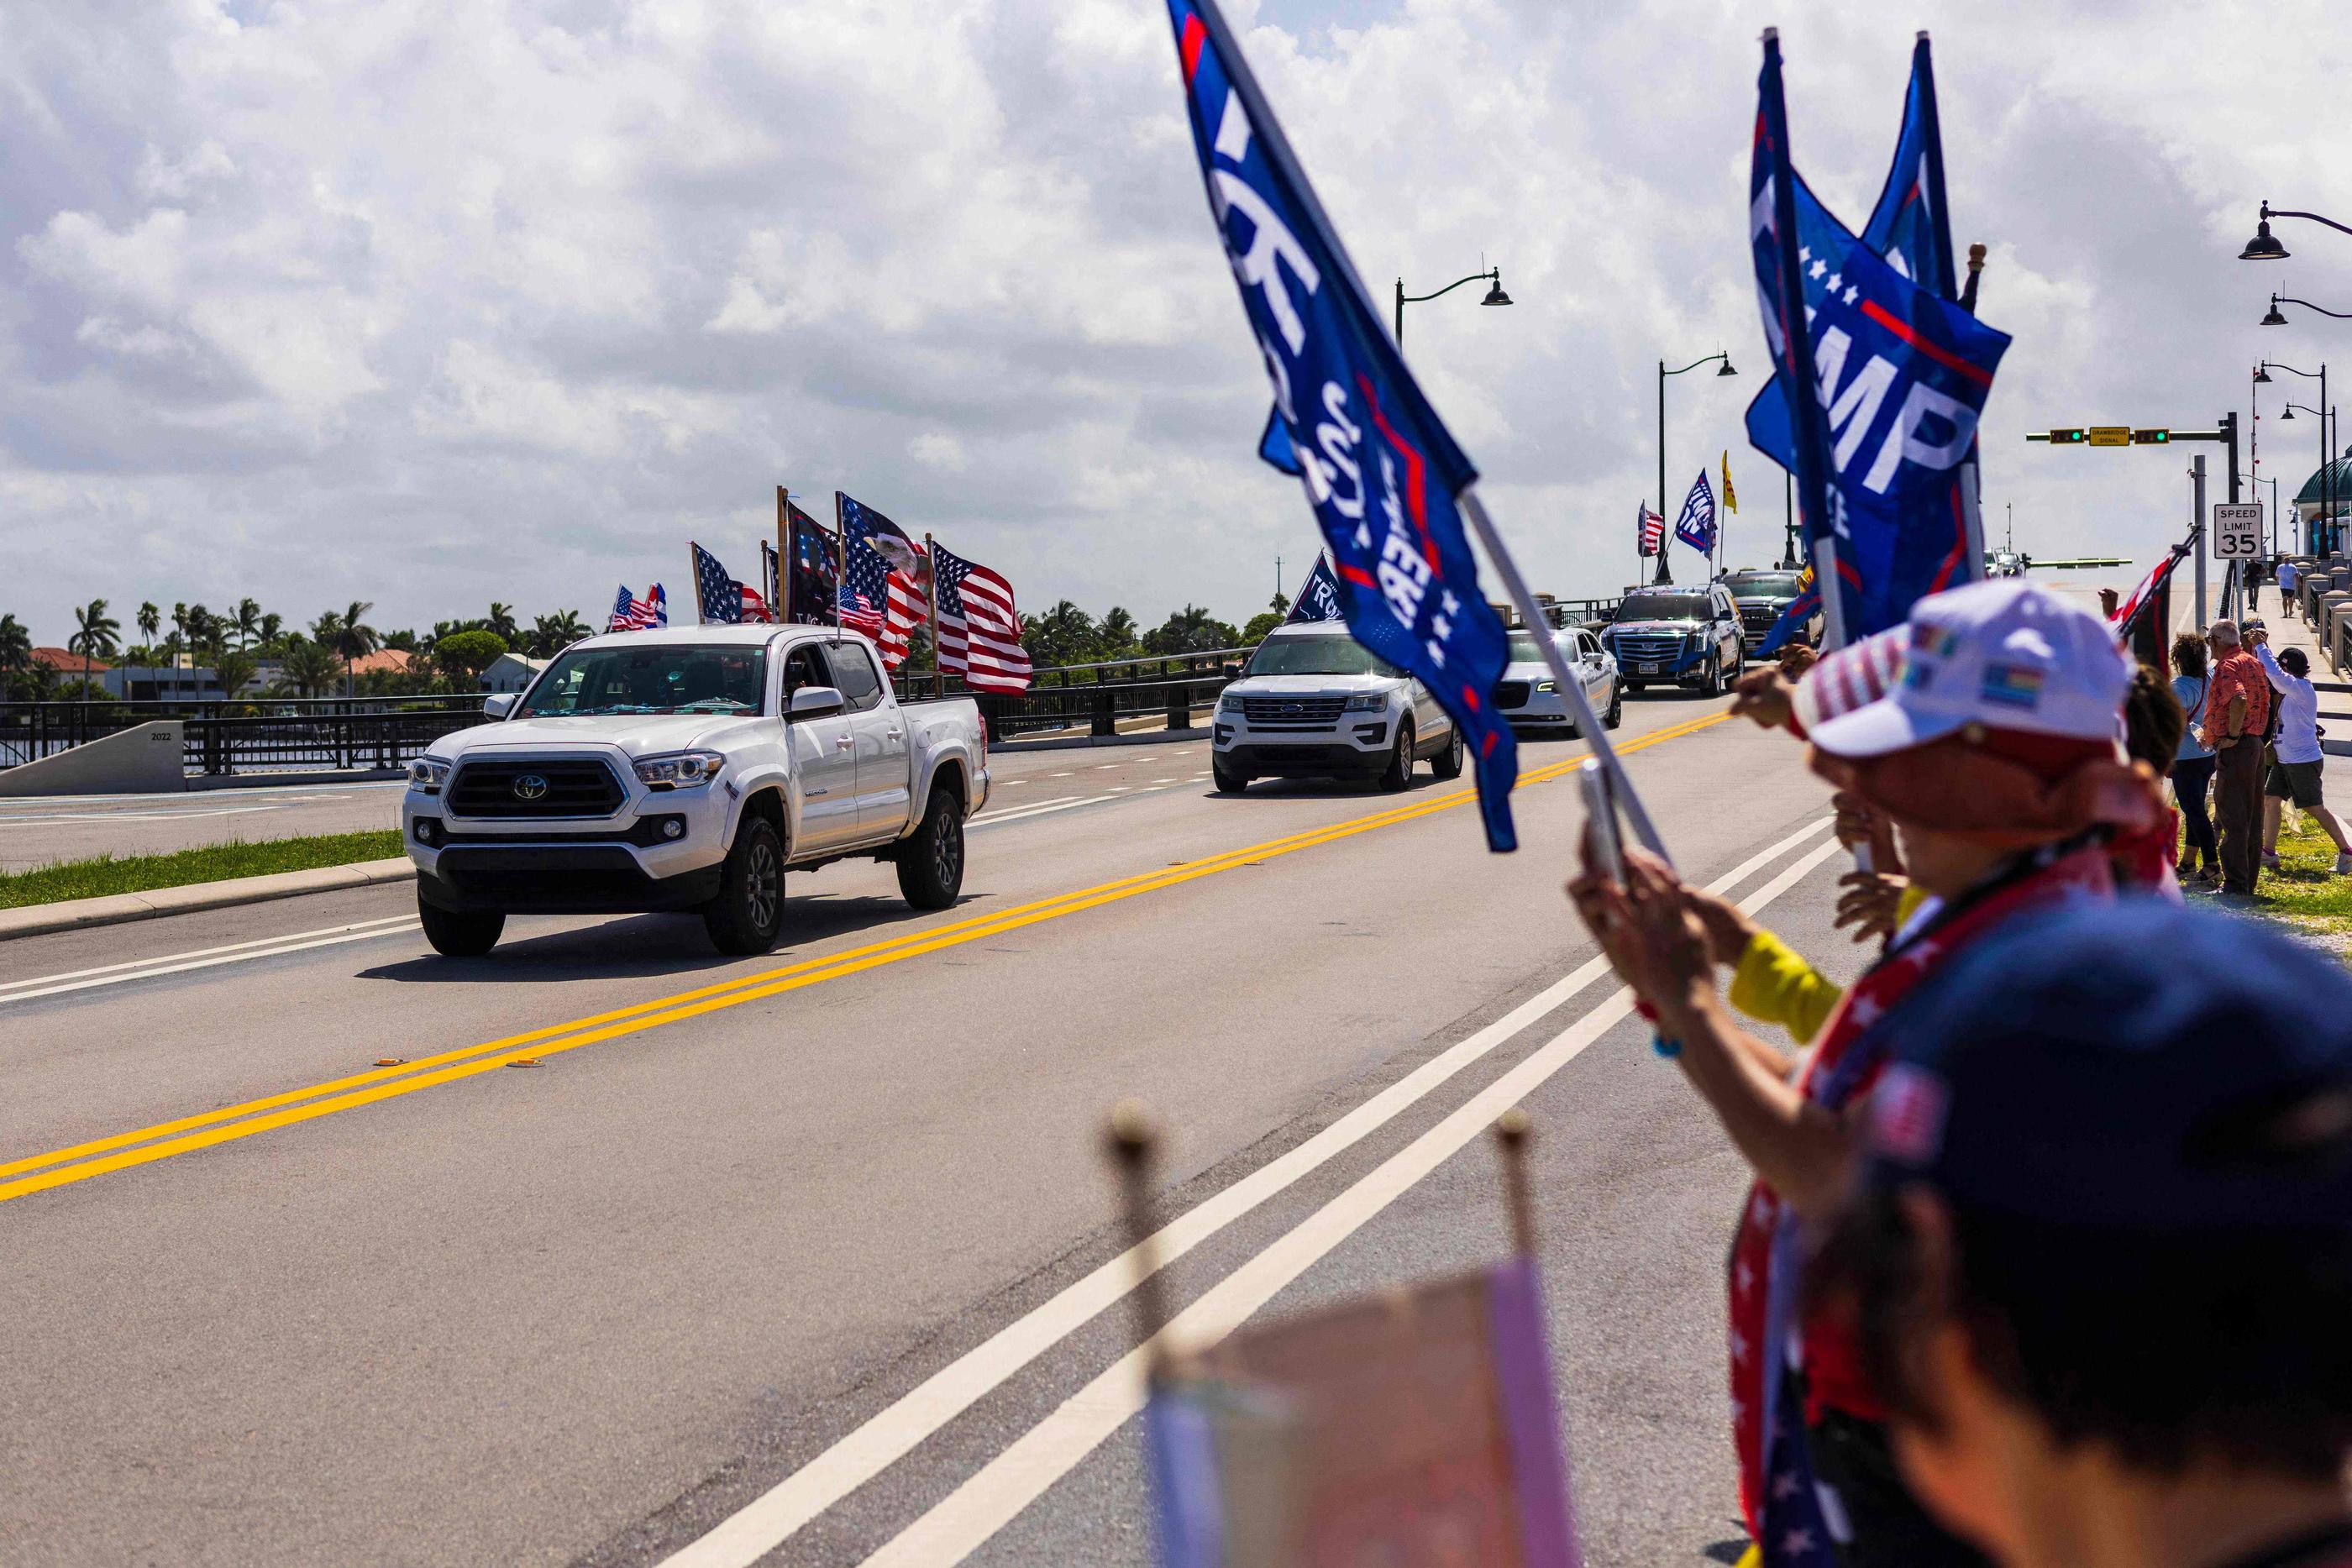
[3,0,2345,647]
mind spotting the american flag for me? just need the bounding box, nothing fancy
[838,493,927,670]
[691,543,774,625]
[607,582,667,632]
[1637,502,1666,557]
[929,539,1033,693]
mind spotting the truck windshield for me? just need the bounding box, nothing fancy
[1243,636,1403,678]
[1613,593,1708,622]
[518,645,767,717]
[1725,574,1802,600]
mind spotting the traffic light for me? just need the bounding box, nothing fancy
[2131,428,2171,443]
[2045,428,2086,443]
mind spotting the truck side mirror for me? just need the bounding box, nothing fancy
[483,693,515,720]
[788,684,845,721]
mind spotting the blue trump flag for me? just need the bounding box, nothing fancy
[1672,469,1717,555]
[1163,0,1520,849]
[1287,553,1343,622]
[1748,30,2009,646]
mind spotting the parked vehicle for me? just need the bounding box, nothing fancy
[1210,622,1462,794]
[1723,568,1821,654]
[402,626,988,957]
[1599,582,1746,695]
[1494,627,1620,736]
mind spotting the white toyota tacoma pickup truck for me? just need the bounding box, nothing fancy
[402,625,988,957]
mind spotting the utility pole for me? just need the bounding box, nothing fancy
[2192,455,2208,630]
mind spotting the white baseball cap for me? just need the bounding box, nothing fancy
[1806,579,2132,759]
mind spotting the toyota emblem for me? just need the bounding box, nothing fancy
[512,773,549,801]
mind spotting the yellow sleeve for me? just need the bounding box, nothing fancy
[1727,928,1845,1045]
[1895,884,1929,927]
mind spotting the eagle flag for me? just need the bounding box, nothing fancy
[1286,554,1343,622]
[1748,29,2010,648]
[837,492,927,670]
[1161,0,1520,849]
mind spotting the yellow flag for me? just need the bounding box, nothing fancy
[1720,450,1739,514]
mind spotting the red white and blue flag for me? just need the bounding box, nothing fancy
[1637,503,1666,558]
[1674,469,1719,554]
[691,543,774,625]
[1161,0,1521,849]
[607,583,667,632]
[929,540,1033,694]
[838,493,927,670]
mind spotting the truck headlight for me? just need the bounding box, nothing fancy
[635,751,726,788]
[408,756,451,794]
[1344,693,1386,711]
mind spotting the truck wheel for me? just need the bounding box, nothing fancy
[896,786,966,911]
[1378,721,1415,792]
[1211,757,1251,794]
[703,815,787,955]
[1427,726,1464,780]
[418,894,503,957]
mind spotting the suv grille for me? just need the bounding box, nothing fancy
[448,758,625,818]
[1610,634,1686,663]
[1493,679,1532,710]
[1241,696,1347,731]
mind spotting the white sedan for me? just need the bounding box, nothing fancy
[1492,627,1620,737]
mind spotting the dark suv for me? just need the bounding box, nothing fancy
[1599,583,1746,696]
[1723,568,1821,654]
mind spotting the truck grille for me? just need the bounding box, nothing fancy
[448,758,625,818]
[1493,680,1532,710]
[1740,605,1783,632]
[1610,634,1685,663]
[1241,696,1346,731]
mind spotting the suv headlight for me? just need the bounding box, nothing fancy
[1344,693,1387,712]
[408,756,451,794]
[1218,690,1247,713]
[635,751,726,789]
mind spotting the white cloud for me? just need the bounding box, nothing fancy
[0,0,2344,645]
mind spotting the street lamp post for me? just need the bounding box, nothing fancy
[1393,267,1511,350]
[2239,201,2352,262]
[1655,352,1737,584]
[2263,360,2328,555]
[2281,396,2334,556]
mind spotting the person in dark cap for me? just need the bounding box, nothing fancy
[1810,899,2352,1568]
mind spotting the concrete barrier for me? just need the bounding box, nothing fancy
[0,721,185,797]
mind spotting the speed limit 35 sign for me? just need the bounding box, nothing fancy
[2212,503,2265,559]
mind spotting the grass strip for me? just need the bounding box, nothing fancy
[0,831,405,910]
[2219,810,2352,957]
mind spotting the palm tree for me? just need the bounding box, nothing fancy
[68,598,122,699]
[279,636,340,698]
[528,610,588,657]
[328,600,378,698]
[258,611,283,648]
[137,600,160,657]
[1100,606,1138,653]
[212,648,260,701]
[484,602,519,643]
[0,613,31,698]
[234,598,262,651]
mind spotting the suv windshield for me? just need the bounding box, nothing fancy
[1613,593,1709,623]
[1243,636,1403,678]
[518,644,767,718]
[1725,573,1803,600]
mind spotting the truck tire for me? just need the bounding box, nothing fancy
[1211,757,1251,794]
[1378,721,1415,792]
[1428,725,1464,780]
[1604,681,1624,729]
[896,785,966,911]
[702,815,787,955]
[418,894,503,957]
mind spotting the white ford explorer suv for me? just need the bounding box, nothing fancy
[1210,622,1462,794]
[403,626,987,957]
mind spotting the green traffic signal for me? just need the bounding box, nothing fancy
[2048,428,2087,443]
[2132,428,2171,443]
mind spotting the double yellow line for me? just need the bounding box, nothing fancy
[1,711,1727,1205]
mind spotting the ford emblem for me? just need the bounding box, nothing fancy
[512,773,549,801]
[1281,702,1303,717]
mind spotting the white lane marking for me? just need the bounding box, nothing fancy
[1150,778,1179,784]
[0,805,292,826]
[0,918,423,1005]
[654,815,1836,1568]
[0,784,378,808]
[973,796,1089,827]
[858,834,1849,1567]
[1047,772,1075,779]
[997,779,1028,786]
[1105,787,1131,794]
[1094,763,1121,770]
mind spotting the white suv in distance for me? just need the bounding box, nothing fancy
[1494,626,1620,736]
[1211,623,1462,794]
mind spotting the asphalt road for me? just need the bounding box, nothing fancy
[0,686,1860,1566]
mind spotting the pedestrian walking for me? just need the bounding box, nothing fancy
[2252,627,2352,873]
[2169,632,2218,885]
[2278,556,2301,619]
[1808,899,2352,1568]
[2245,558,2265,613]
[2201,619,2272,894]
[1569,579,2160,1568]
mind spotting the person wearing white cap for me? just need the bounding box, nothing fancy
[1570,579,2166,1568]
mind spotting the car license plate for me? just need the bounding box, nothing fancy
[1637,661,1660,674]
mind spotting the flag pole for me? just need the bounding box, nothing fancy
[924,532,943,699]
[689,542,704,625]
[831,493,846,643]
[1462,487,1667,859]
[776,486,792,627]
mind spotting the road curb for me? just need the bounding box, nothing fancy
[989,727,1206,753]
[0,857,417,942]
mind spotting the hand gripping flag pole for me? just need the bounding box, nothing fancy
[1164,0,1665,859]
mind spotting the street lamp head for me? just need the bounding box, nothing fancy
[2262,295,2290,327]
[2281,404,2297,421]
[1480,275,1512,308]
[1716,358,1738,377]
[2240,218,2291,262]
[2254,364,2274,384]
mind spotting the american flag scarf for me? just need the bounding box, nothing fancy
[1729,840,2115,1565]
